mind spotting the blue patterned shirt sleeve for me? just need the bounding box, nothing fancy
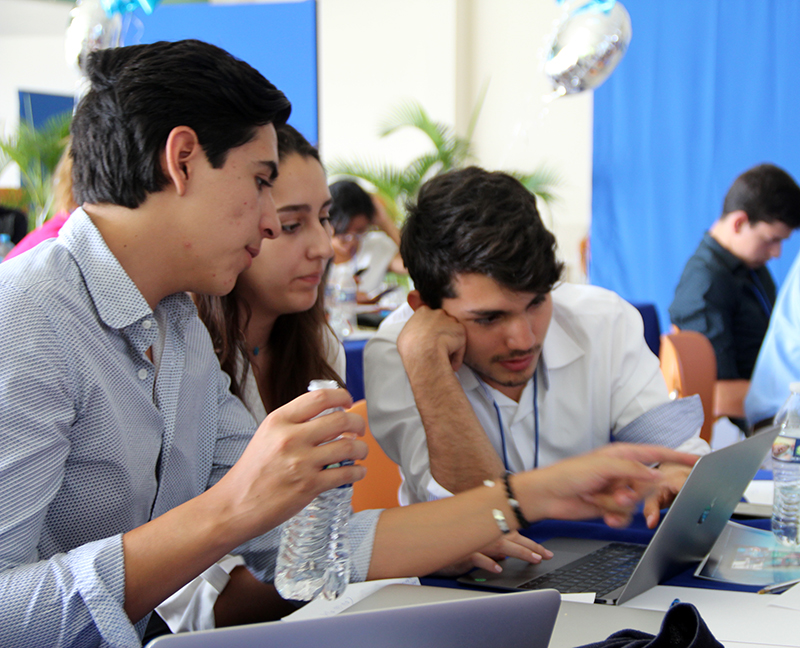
[0,262,142,646]
[614,395,703,447]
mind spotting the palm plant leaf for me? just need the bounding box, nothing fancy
[378,100,464,166]
[0,111,71,228]
[510,167,562,206]
[327,158,404,199]
[379,101,446,144]
[464,81,489,145]
[403,151,444,193]
[333,96,562,226]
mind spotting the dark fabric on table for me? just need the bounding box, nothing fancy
[576,603,722,648]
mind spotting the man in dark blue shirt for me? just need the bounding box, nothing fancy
[670,164,800,380]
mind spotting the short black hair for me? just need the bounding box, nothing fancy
[723,163,800,229]
[401,167,564,309]
[329,180,376,235]
[71,39,291,209]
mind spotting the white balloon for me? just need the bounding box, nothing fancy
[544,1,632,96]
[65,0,122,74]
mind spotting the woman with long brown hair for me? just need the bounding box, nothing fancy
[195,124,341,418]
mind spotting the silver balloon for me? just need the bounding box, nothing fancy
[65,0,122,75]
[544,1,632,96]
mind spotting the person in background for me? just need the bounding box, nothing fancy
[365,167,709,529]
[3,138,78,261]
[669,164,800,380]
[328,179,405,300]
[745,249,800,428]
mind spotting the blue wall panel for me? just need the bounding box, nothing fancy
[591,0,800,330]
[137,0,318,145]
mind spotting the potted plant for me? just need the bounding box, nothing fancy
[0,111,72,231]
[327,98,560,225]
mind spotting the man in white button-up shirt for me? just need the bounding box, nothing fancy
[365,167,709,525]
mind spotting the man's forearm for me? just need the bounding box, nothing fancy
[404,354,504,494]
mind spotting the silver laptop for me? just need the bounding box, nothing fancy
[145,588,561,648]
[345,584,666,648]
[458,426,780,605]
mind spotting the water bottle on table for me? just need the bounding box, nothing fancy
[275,380,353,600]
[326,262,358,339]
[772,382,800,546]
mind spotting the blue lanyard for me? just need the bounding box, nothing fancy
[748,270,773,319]
[488,371,539,471]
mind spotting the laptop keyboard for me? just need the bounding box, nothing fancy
[518,542,647,598]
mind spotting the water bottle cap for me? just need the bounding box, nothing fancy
[0,234,9,243]
[790,382,800,394]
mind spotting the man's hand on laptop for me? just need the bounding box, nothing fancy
[512,444,699,529]
[430,531,553,577]
[643,462,693,529]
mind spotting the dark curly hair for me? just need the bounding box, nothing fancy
[401,167,564,308]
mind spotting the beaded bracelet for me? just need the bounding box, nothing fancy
[502,472,532,530]
[483,479,511,534]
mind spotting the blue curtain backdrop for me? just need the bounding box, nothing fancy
[137,0,318,145]
[591,0,800,331]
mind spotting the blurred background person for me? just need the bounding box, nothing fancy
[669,164,800,381]
[328,179,405,300]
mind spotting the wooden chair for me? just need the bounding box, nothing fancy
[659,330,750,443]
[347,399,402,511]
[713,379,750,421]
[659,330,717,443]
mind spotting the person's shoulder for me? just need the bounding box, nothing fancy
[373,302,413,341]
[552,282,630,314]
[0,239,81,299]
[364,303,413,364]
[0,243,88,350]
[550,283,641,340]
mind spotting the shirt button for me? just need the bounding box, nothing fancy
[142,320,152,329]
[138,368,148,380]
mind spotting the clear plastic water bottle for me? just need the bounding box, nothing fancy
[771,382,800,546]
[326,263,358,339]
[0,234,14,262]
[275,380,353,600]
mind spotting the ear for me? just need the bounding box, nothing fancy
[163,126,202,197]
[729,210,750,234]
[407,290,426,311]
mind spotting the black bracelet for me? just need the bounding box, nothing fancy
[502,472,531,529]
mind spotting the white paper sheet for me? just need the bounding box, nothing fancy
[767,579,800,611]
[282,577,420,621]
[744,480,774,506]
[560,593,596,604]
